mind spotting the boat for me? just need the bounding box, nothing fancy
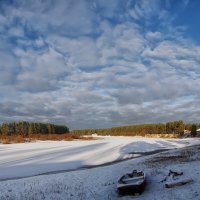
[117,170,146,196]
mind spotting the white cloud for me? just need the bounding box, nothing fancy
[127,0,162,21]
[8,26,24,37]
[47,36,99,68]
[146,31,162,40]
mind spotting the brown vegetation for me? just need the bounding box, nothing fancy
[0,134,94,144]
[1,135,25,144]
[144,134,178,138]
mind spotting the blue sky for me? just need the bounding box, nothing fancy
[0,0,200,129]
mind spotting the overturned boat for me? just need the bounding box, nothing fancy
[117,170,146,196]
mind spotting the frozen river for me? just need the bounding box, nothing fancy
[0,136,199,180]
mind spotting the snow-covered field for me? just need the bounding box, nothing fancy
[0,137,200,200]
[0,136,199,180]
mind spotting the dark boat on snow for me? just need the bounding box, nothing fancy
[117,170,146,196]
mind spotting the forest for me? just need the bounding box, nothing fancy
[0,121,69,137]
[1,120,199,142]
[72,120,200,137]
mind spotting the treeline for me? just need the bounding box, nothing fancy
[72,120,200,137]
[0,121,69,137]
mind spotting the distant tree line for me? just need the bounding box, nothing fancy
[72,120,200,137]
[0,121,69,137]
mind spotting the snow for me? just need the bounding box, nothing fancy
[0,137,199,180]
[0,137,200,199]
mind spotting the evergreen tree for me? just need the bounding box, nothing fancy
[191,124,197,137]
[1,123,9,137]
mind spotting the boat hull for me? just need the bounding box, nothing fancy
[117,171,146,196]
[118,179,146,195]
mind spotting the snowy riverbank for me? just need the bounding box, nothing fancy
[0,137,199,199]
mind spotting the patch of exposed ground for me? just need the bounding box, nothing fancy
[143,145,200,168]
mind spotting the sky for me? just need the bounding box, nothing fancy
[0,0,200,130]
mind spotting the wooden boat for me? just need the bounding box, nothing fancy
[117,170,146,196]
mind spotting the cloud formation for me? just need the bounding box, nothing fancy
[0,0,199,129]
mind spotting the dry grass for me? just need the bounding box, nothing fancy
[29,133,80,141]
[0,133,94,144]
[1,135,25,144]
[1,138,11,144]
[144,134,178,138]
